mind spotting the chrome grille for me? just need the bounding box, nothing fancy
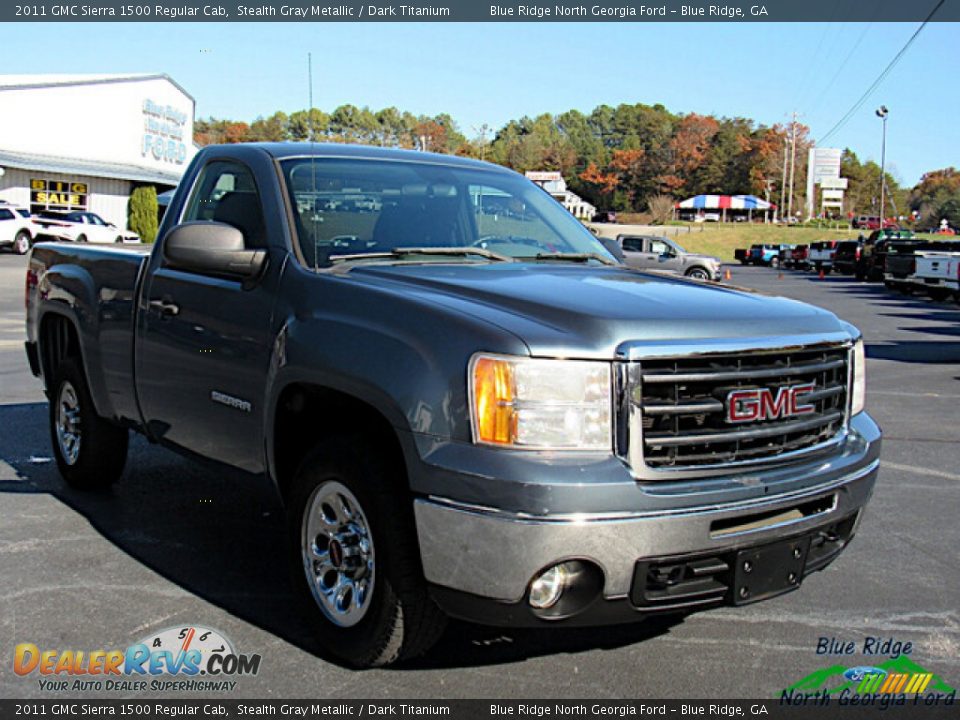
[633,345,849,470]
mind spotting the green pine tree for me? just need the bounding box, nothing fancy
[128,186,159,244]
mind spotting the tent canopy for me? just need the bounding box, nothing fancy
[676,194,775,210]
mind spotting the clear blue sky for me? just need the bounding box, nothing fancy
[5,21,958,185]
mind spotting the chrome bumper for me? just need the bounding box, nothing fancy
[414,415,880,604]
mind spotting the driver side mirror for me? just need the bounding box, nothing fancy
[163,221,267,280]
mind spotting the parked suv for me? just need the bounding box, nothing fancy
[617,234,721,280]
[0,201,38,255]
[34,210,140,244]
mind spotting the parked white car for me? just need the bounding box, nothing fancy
[0,201,39,255]
[34,211,140,244]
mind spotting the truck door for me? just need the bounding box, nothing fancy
[621,236,656,269]
[135,158,280,473]
[648,238,680,273]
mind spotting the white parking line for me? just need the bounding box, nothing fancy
[884,461,960,482]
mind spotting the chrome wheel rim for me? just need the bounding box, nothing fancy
[15,234,29,254]
[56,381,82,465]
[689,269,708,280]
[301,480,375,628]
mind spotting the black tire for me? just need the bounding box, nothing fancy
[49,358,128,490]
[14,230,32,255]
[287,438,447,667]
[115,236,124,244]
[770,257,780,269]
[928,288,951,302]
[685,266,711,280]
[76,234,87,243]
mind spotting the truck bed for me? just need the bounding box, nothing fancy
[27,242,151,423]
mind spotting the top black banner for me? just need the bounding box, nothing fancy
[6,0,960,22]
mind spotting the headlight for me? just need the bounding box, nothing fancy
[851,339,866,416]
[469,353,612,450]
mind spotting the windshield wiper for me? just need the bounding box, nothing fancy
[329,246,513,264]
[518,252,618,266]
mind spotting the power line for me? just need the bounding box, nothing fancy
[817,0,945,146]
[807,21,875,116]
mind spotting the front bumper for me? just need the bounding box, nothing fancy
[413,412,880,624]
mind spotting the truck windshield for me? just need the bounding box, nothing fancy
[279,157,614,268]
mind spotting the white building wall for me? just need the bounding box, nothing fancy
[0,76,196,174]
[0,167,133,230]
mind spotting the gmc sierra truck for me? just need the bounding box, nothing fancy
[25,143,880,667]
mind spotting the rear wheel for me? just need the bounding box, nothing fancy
[770,257,780,269]
[49,358,128,489]
[288,438,446,667]
[76,234,87,243]
[14,230,31,255]
[115,236,124,244]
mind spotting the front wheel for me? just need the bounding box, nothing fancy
[14,230,32,255]
[685,267,711,280]
[49,358,128,489]
[288,439,446,667]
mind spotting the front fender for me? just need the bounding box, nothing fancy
[262,264,530,489]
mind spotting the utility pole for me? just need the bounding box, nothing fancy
[876,106,889,224]
[779,135,788,222]
[787,111,798,222]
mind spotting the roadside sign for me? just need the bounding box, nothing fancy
[820,177,849,190]
[811,148,842,184]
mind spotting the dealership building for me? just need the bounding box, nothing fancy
[0,74,197,231]
[525,171,596,220]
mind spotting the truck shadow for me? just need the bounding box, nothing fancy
[866,341,960,364]
[0,401,682,670]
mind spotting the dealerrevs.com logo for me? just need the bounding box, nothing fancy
[14,625,262,693]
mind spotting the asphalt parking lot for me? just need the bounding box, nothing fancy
[0,252,957,699]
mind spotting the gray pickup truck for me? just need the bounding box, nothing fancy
[617,234,722,280]
[25,143,880,667]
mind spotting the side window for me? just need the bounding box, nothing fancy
[621,237,643,252]
[182,160,267,249]
[0,209,14,221]
[649,239,668,254]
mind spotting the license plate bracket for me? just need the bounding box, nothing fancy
[732,536,810,605]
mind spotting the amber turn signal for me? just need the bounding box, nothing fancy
[471,356,516,444]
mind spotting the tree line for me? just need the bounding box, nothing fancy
[194,103,958,227]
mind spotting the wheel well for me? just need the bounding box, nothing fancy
[38,313,82,388]
[273,384,407,500]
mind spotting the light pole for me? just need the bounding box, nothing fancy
[876,105,888,225]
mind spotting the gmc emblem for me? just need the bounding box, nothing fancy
[726,383,816,423]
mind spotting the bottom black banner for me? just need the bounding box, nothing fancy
[0,699,956,720]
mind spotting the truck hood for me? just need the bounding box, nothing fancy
[348,262,852,357]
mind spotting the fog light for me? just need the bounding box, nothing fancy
[528,563,570,609]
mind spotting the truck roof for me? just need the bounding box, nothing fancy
[202,141,516,175]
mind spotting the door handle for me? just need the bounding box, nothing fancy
[149,298,180,318]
